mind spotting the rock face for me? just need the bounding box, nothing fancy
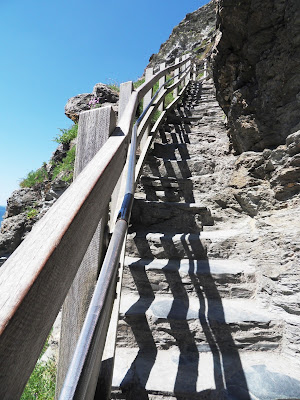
[0,144,72,266]
[65,83,119,122]
[211,0,300,153]
[1,82,120,265]
[148,0,216,69]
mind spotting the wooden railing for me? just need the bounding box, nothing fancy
[0,55,202,399]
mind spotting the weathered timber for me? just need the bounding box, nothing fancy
[56,106,117,396]
[0,132,128,399]
[158,62,166,112]
[0,55,194,399]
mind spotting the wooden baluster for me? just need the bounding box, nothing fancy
[158,62,166,112]
[118,81,134,124]
[173,57,180,98]
[56,106,116,398]
[193,62,197,81]
[109,81,134,231]
[143,67,154,112]
[185,55,191,85]
[140,67,153,150]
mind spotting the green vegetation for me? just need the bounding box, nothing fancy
[196,41,213,61]
[20,124,78,189]
[107,83,120,92]
[164,91,174,108]
[52,146,76,182]
[21,360,56,400]
[133,77,145,89]
[26,207,39,220]
[106,79,120,92]
[151,109,162,124]
[21,334,56,400]
[53,124,78,145]
[20,163,48,188]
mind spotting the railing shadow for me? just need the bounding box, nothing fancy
[120,255,156,400]
[178,234,251,399]
[129,233,251,399]
[122,80,250,398]
[140,123,195,203]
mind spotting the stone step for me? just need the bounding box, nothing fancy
[172,109,220,120]
[153,129,219,146]
[111,349,300,399]
[122,257,256,299]
[136,176,196,202]
[125,229,248,260]
[135,176,218,204]
[149,142,211,160]
[141,155,215,179]
[167,114,219,125]
[130,200,214,233]
[117,295,282,352]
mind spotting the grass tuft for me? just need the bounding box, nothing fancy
[20,164,48,188]
[53,124,78,145]
[52,146,76,182]
[21,333,56,400]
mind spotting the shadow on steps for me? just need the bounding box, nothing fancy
[118,236,251,400]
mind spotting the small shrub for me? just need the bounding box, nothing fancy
[106,78,120,92]
[197,71,204,80]
[88,96,102,109]
[152,81,159,93]
[26,207,38,220]
[151,110,162,124]
[133,78,145,89]
[164,91,174,108]
[21,333,56,400]
[165,74,174,87]
[20,163,48,188]
[52,146,76,182]
[53,124,78,145]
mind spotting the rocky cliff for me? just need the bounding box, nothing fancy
[211,0,300,154]
[0,83,118,266]
[147,0,217,70]
[134,0,300,374]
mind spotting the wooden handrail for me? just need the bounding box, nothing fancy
[0,54,195,399]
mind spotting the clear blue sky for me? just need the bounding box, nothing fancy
[0,0,208,205]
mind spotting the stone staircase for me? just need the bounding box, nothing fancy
[111,82,300,399]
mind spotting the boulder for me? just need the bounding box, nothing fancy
[64,93,94,123]
[65,84,119,123]
[92,83,119,103]
[6,188,40,217]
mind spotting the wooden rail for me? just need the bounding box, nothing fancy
[0,54,199,399]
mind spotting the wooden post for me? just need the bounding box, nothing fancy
[56,106,117,398]
[158,62,166,112]
[110,81,134,231]
[173,57,180,98]
[118,81,134,124]
[143,67,154,112]
[140,67,153,149]
[185,60,191,84]
[193,63,197,81]
[204,60,208,79]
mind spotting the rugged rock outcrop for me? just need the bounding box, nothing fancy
[147,0,216,70]
[65,83,119,122]
[0,144,72,266]
[0,82,120,266]
[211,0,300,153]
